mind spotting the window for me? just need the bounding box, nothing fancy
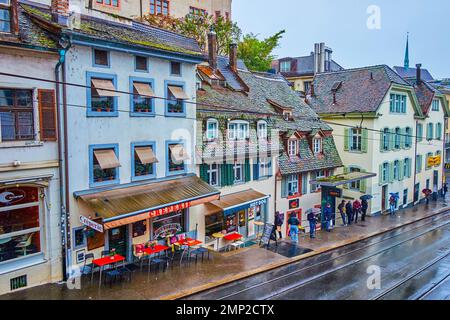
[89,75,118,114]
[287,175,299,196]
[0,88,34,141]
[393,160,400,180]
[417,123,423,142]
[233,161,243,183]
[432,99,440,111]
[404,158,410,178]
[394,127,401,149]
[436,123,442,140]
[91,145,120,185]
[170,61,181,76]
[427,123,434,141]
[257,120,268,139]
[132,143,157,180]
[131,79,155,114]
[350,128,362,151]
[0,186,42,263]
[206,119,218,140]
[311,170,326,192]
[207,164,220,186]
[96,0,119,7]
[416,155,422,174]
[382,162,389,183]
[283,111,293,121]
[350,167,361,190]
[166,83,187,115]
[313,137,322,154]
[0,0,10,33]
[168,142,188,174]
[93,49,109,67]
[150,0,169,15]
[135,56,148,72]
[189,6,207,16]
[228,121,249,141]
[405,127,412,148]
[382,128,390,151]
[304,81,311,93]
[225,12,230,21]
[390,94,407,113]
[258,158,272,178]
[288,139,297,156]
[280,60,291,73]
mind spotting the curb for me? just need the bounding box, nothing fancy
[160,205,450,300]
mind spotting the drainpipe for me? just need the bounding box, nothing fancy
[413,119,419,204]
[140,0,143,20]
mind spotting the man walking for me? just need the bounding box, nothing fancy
[443,183,448,199]
[361,199,369,222]
[353,199,362,223]
[307,210,318,239]
[389,195,396,215]
[323,203,333,232]
[287,213,300,243]
[338,200,347,226]
[274,211,284,240]
[345,201,353,225]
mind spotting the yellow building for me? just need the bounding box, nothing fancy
[272,43,343,94]
[308,65,448,215]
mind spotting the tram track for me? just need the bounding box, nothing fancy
[184,211,450,300]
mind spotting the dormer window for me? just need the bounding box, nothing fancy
[313,137,322,154]
[283,111,292,121]
[257,120,268,139]
[288,139,298,156]
[280,60,291,73]
[228,120,249,141]
[0,0,11,33]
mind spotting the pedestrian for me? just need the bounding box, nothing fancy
[345,201,353,225]
[307,210,317,239]
[389,195,396,215]
[425,192,430,205]
[361,199,369,222]
[274,211,284,240]
[353,199,362,223]
[338,200,347,226]
[287,212,300,243]
[443,183,448,199]
[323,203,333,232]
[433,185,438,201]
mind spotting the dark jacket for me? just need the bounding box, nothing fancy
[345,203,353,215]
[288,217,300,226]
[338,203,345,213]
[275,214,284,227]
[323,206,332,221]
[361,200,369,210]
[307,212,317,223]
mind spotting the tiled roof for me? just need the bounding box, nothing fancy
[217,56,248,91]
[393,66,434,82]
[21,3,203,58]
[407,79,438,114]
[308,65,411,114]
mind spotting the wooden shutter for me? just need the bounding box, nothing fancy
[398,160,404,181]
[400,128,405,149]
[379,164,384,185]
[389,162,395,183]
[302,174,308,195]
[281,176,287,198]
[343,167,349,189]
[389,129,395,151]
[361,129,368,153]
[360,169,367,193]
[253,159,260,181]
[38,89,57,141]
[199,164,208,183]
[344,128,349,151]
[244,158,251,182]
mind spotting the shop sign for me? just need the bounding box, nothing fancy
[0,189,26,205]
[80,215,104,233]
[148,201,192,219]
[325,187,342,198]
[428,156,442,167]
[289,198,300,210]
[154,223,182,239]
[249,198,268,208]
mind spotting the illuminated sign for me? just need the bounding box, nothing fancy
[428,156,442,167]
[148,201,192,218]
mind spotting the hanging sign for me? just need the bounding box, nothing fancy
[79,215,104,233]
[148,201,192,219]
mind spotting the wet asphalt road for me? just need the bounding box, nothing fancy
[184,212,450,300]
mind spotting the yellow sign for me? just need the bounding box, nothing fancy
[427,156,442,167]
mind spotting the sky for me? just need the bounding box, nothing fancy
[232,0,450,79]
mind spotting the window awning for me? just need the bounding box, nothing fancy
[170,144,190,162]
[135,147,158,164]
[94,149,121,169]
[75,175,220,230]
[133,82,155,97]
[168,85,189,100]
[309,171,377,187]
[91,79,120,97]
[210,189,269,216]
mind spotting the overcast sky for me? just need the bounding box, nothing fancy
[232,0,450,79]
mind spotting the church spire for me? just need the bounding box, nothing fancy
[404,33,410,70]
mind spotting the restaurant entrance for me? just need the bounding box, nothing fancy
[108,225,128,258]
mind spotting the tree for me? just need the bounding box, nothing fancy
[237,30,285,72]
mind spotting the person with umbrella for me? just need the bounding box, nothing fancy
[306,208,319,239]
[389,193,397,215]
[423,188,432,205]
[360,195,372,222]
[287,212,300,243]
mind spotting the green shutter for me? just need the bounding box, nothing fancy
[228,164,234,184]
[389,162,394,183]
[199,164,208,183]
[343,167,349,189]
[408,158,412,177]
[253,159,259,181]
[400,128,406,149]
[380,131,384,152]
[302,174,308,195]
[221,163,233,187]
[389,129,395,151]
[398,160,404,181]
[344,128,349,151]
[417,124,423,142]
[361,129,368,153]
[244,158,251,182]
[360,169,367,193]
[281,176,287,198]
[379,164,384,185]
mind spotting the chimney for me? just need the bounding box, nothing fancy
[10,0,19,36]
[310,82,315,97]
[314,43,320,74]
[51,0,70,26]
[416,64,422,84]
[319,42,325,73]
[229,43,237,72]
[208,31,218,70]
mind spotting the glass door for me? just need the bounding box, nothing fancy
[108,225,128,257]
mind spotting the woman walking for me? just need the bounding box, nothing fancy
[361,199,369,222]
[274,211,284,240]
[288,213,300,243]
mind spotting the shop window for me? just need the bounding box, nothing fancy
[170,61,181,76]
[0,88,34,141]
[168,142,188,174]
[90,145,120,186]
[131,79,155,114]
[0,187,42,263]
[166,84,187,115]
[93,49,110,67]
[88,74,118,115]
[207,163,220,187]
[135,56,148,72]
[0,0,10,33]
[152,211,184,240]
[205,212,224,243]
[133,143,157,180]
[132,220,147,238]
[225,213,238,234]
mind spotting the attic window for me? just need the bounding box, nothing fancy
[331,81,342,92]
[283,111,293,121]
[280,60,291,73]
[288,139,298,156]
[0,0,11,33]
[96,0,120,8]
[313,137,322,154]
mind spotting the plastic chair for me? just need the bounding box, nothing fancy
[101,250,110,257]
[15,233,34,256]
[132,244,146,270]
[81,253,98,283]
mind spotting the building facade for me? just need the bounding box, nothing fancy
[0,1,62,294]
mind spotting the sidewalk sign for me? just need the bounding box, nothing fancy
[260,223,277,248]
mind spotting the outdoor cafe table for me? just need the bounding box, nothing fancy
[143,245,170,268]
[223,233,243,241]
[212,233,225,251]
[93,254,126,287]
[175,238,203,264]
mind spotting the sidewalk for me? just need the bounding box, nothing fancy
[2,196,449,300]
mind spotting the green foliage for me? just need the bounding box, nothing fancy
[237,30,285,72]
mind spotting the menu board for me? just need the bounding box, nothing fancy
[260,223,276,247]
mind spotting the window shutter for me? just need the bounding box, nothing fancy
[281,176,287,198]
[389,129,395,151]
[344,128,349,151]
[268,159,273,177]
[199,164,208,183]
[343,167,349,189]
[408,159,412,177]
[302,173,308,195]
[244,158,251,182]
[221,164,231,187]
[38,89,57,141]
[361,129,368,153]
[380,131,385,152]
[379,164,384,185]
[398,160,404,181]
[389,162,394,183]
[360,169,367,193]
[418,155,422,173]
[400,128,405,149]
[253,159,259,181]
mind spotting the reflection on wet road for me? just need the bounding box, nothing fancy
[184,212,450,300]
